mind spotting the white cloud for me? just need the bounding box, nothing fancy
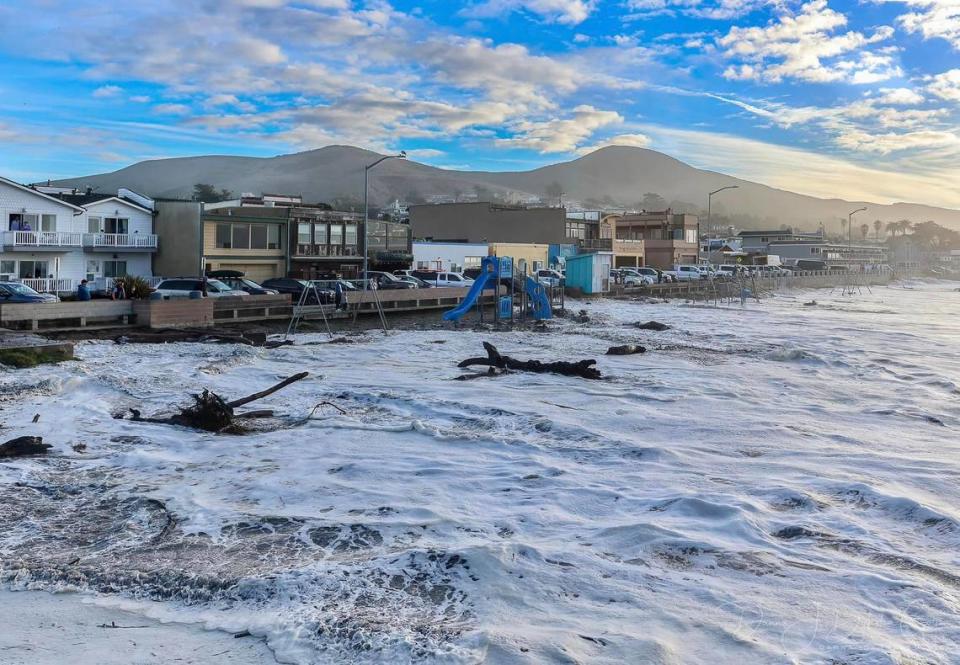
[928,68,960,101]
[873,0,960,50]
[129,95,151,103]
[717,0,899,83]
[627,0,770,20]
[153,103,191,115]
[92,85,122,98]
[643,124,960,208]
[496,105,623,152]
[464,0,597,25]
[874,87,925,105]
[576,132,651,154]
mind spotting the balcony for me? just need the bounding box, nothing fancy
[1,231,83,250]
[293,244,361,259]
[84,233,158,252]
[575,238,613,252]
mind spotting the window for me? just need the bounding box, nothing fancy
[267,225,281,250]
[565,221,586,240]
[0,260,14,276]
[464,256,482,268]
[298,223,311,245]
[345,223,357,246]
[685,229,698,244]
[41,214,56,232]
[88,216,102,233]
[86,260,101,281]
[232,223,250,249]
[216,224,232,248]
[18,260,49,279]
[104,217,128,234]
[313,224,328,245]
[250,224,268,250]
[104,260,127,278]
[330,224,343,246]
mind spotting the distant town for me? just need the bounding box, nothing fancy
[3,171,957,302]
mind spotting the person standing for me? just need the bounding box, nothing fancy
[77,279,91,301]
[334,277,344,310]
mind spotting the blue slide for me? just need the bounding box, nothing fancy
[525,276,552,320]
[442,257,498,322]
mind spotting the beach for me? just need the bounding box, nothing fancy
[2,280,959,664]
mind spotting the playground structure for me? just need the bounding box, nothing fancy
[443,255,560,324]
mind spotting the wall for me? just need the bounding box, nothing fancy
[133,298,213,329]
[154,201,203,278]
[412,241,488,271]
[410,203,567,244]
[488,243,549,275]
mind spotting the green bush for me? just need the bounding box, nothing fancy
[119,275,152,299]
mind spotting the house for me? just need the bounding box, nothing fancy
[605,210,698,269]
[488,243,550,276]
[564,251,613,294]
[1,177,157,293]
[412,241,488,273]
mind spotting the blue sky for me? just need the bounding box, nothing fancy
[1,0,959,206]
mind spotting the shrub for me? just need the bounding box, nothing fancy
[119,275,152,299]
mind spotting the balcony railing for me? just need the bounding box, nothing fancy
[576,238,613,251]
[2,231,83,248]
[294,244,361,257]
[17,278,76,293]
[85,233,158,249]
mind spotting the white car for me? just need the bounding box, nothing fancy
[619,269,655,286]
[153,278,245,298]
[673,265,705,281]
[535,269,564,287]
[431,272,475,288]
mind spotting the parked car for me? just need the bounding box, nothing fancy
[362,271,418,290]
[535,268,564,287]
[396,275,433,288]
[673,265,705,281]
[211,277,279,295]
[795,259,829,271]
[312,278,359,292]
[260,277,334,303]
[0,282,60,303]
[416,271,475,288]
[617,269,654,286]
[153,278,245,298]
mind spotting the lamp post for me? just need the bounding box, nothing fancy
[363,151,406,287]
[848,207,867,266]
[706,185,738,259]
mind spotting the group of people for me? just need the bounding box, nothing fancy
[75,279,127,301]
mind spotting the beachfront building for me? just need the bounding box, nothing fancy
[289,208,363,279]
[488,242,550,276]
[1,178,157,293]
[738,228,823,253]
[768,240,889,268]
[605,210,698,269]
[412,241,488,273]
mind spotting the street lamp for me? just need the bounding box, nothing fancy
[848,207,867,265]
[706,185,738,259]
[362,151,406,286]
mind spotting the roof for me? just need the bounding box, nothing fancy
[0,176,84,212]
[62,194,154,214]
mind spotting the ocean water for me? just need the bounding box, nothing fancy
[2,280,960,664]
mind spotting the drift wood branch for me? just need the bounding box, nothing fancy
[125,372,309,432]
[458,342,601,380]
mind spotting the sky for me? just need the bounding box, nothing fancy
[1,0,959,207]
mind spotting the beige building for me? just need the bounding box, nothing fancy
[203,207,287,281]
[488,243,549,275]
[607,211,698,269]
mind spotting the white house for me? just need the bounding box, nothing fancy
[0,177,159,293]
[412,241,488,272]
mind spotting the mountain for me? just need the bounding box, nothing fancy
[50,145,960,231]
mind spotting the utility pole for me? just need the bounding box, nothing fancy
[363,151,406,287]
[707,185,738,261]
[848,207,867,266]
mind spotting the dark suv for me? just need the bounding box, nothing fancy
[260,278,334,304]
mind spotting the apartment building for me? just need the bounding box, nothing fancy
[606,210,698,269]
[1,177,157,293]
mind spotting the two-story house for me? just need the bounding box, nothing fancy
[0,177,158,293]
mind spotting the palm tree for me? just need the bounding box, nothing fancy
[860,223,869,241]
[840,217,848,241]
[897,219,913,236]
[885,221,899,237]
[873,219,882,241]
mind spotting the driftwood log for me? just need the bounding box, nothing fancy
[126,372,309,432]
[0,436,52,458]
[458,342,601,380]
[635,321,670,331]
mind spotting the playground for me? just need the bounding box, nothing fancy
[441,255,561,325]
